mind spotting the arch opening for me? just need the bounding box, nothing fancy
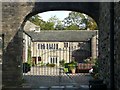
[22,10,99,88]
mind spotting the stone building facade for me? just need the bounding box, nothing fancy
[1,2,120,90]
[23,21,98,66]
[24,30,97,66]
[23,32,31,63]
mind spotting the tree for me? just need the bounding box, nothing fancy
[29,15,44,26]
[29,15,46,30]
[87,17,98,30]
[29,12,98,30]
[43,21,54,30]
[29,15,55,30]
[29,15,63,30]
[64,24,79,30]
[63,11,98,30]
[48,16,63,30]
[63,12,87,30]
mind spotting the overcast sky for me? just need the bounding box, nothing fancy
[38,11,71,21]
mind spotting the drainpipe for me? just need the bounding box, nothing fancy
[110,2,114,90]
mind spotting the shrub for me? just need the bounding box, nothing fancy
[68,60,77,69]
[37,61,45,66]
[63,61,77,73]
[46,63,55,67]
[59,60,65,67]
[91,60,99,79]
[23,63,31,73]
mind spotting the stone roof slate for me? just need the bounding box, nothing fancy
[25,30,98,42]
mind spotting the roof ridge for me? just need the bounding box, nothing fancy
[26,30,98,33]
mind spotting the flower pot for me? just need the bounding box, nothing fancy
[71,69,76,74]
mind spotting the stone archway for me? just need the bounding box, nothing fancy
[2,2,120,90]
[2,2,99,87]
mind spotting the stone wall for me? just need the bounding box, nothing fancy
[114,2,120,90]
[2,2,34,87]
[2,2,99,88]
[99,2,120,89]
[98,2,111,88]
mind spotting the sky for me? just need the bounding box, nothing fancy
[38,11,71,21]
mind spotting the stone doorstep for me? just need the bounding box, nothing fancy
[50,86,65,88]
[2,87,32,90]
[22,83,31,88]
[50,85,78,90]
[39,86,49,88]
[62,82,77,85]
[23,85,88,90]
[39,85,79,88]
[80,85,89,88]
[64,86,78,90]
[65,85,75,88]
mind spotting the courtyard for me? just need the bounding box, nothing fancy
[23,66,92,88]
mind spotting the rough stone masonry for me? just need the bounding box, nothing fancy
[1,2,120,90]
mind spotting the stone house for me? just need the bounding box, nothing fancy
[23,21,40,63]
[24,29,98,66]
[23,32,32,63]
[23,21,98,66]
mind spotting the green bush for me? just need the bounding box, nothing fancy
[91,60,99,79]
[63,61,77,73]
[37,61,45,66]
[46,63,55,67]
[68,60,77,70]
[59,60,65,67]
[64,63,69,68]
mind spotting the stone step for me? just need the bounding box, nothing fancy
[32,85,79,90]
[31,85,89,90]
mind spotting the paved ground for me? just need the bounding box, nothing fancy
[23,66,91,90]
[0,65,90,90]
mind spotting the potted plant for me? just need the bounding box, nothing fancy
[68,60,77,74]
[59,60,65,67]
